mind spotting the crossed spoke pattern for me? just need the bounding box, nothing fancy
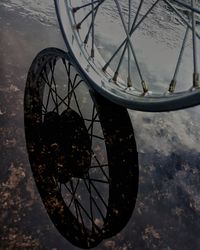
[69,0,200,95]
[40,56,110,233]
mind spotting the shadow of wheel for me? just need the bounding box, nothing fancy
[24,47,139,249]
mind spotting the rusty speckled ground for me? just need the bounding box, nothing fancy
[1,2,200,250]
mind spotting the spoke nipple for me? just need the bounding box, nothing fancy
[127,76,132,87]
[84,39,88,45]
[102,65,108,72]
[91,49,95,58]
[72,7,79,13]
[112,72,118,82]
[76,23,81,30]
[168,79,176,93]
[193,73,200,88]
[141,80,148,93]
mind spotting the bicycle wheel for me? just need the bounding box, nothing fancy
[24,48,139,248]
[55,0,200,112]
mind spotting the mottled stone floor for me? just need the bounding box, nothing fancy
[1,2,200,250]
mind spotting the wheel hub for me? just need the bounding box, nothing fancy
[42,109,91,182]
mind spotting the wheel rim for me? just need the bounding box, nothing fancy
[55,0,200,111]
[24,48,139,248]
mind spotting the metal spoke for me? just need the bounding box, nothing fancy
[84,118,100,122]
[43,63,59,110]
[89,179,108,209]
[49,60,59,112]
[84,7,99,45]
[68,179,80,208]
[45,84,52,111]
[89,104,96,141]
[87,107,109,180]
[112,0,144,84]
[62,59,84,117]
[67,77,84,118]
[84,176,94,230]
[91,0,95,57]
[90,164,108,169]
[63,59,79,107]
[41,108,47,115]
[60,59,83,109]
[69,181,86,230]
[74,198,80,223]
[103,0,160,74]
[70,85,84,118]
[75,200,86,233]
[76,0,105,29]
[164,0,200,88]
[127,0,132,87]
[64,183,80,220]
[67,63,71,107]
[44,63,56,105]
[75,198,101,232]
[41,63,83,113]
[83,179,106,222]
[169,25,190,92]
[164,0,200,39]
[87,113,98,132]
[114,0,148,92]
[191,0,199,87]
[89,134,104,140]
[45,84,59,111]
[43,79,70,109]
[73,0,100,13]
[52,79,82,111]
[91,151,109,181]
[172,0,200,15]
[88,105,96,162]
[49,86,59,110]
[42,66,52,111]
[87,177,94,229]
[64,183,101,231]
[83,177,109,184]
[40,72,53,108]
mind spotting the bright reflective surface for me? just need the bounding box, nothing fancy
[64,1,200,93]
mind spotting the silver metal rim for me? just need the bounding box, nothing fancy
[55,0,200,112]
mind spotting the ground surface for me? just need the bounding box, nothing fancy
[1,1,200,250]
